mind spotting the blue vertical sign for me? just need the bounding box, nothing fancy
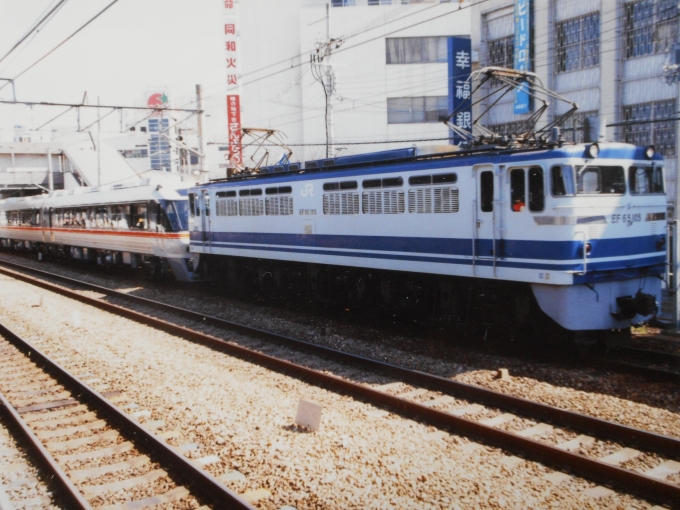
[448,37,472,145]
[514,0,530,114]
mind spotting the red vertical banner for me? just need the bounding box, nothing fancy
[227,94,242,166]
[223,1,241,169]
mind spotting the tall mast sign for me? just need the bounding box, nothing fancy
[223,0,242,168]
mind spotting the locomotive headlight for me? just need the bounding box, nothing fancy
[586,143,599,159]
[645,145,655,159]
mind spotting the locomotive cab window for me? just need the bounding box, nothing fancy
[629,166,664,194]
[551,165,575,196]
[576,166,625,194]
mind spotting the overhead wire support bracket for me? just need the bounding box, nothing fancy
[0,99,201,113]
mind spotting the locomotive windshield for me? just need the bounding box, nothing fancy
[160,200,189,232]
[629,166,664,194]
[552,165,626,195]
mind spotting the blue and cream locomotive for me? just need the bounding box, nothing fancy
[188,141,666,342]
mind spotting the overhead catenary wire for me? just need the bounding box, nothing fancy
[0,0,122,92]
[0,0,70,67]
[209,136,450,147]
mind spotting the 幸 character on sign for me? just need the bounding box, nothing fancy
[455,50,470,69]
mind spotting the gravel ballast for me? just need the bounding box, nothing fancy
[0,268,665,508]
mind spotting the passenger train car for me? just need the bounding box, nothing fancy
[0,175,199,281]
[189,142,667,343]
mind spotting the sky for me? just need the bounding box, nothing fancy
[0,0,228,142]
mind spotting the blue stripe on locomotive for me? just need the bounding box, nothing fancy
[191,232,665,284]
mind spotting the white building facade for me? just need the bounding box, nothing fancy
[236,0,471,164]
[471,0,679,215]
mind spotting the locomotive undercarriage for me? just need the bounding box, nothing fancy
[200,254,604,346]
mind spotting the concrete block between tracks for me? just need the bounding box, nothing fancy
[295,399,322,431]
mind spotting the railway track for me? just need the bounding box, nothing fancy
[2,260,680,506]
[0,318,255,509]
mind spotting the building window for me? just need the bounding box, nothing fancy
[622,100,676,156]
[332,0,355,6]
[387,97,448,124]
[625,0,678,58]
[556,13,600,73]
[486,121,527,137]
[488,35,514,69]
[386,37,448,64]
[561,110,598,143]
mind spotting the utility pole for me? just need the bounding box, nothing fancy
[196,84,205,180]
[310,5,342,159]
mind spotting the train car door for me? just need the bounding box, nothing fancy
[473,164,497,273]
[200,190,211,252]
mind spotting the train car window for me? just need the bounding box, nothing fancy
[510,169,526,212]
[409,175,431,186]
[528,166,545,212]
[323,183,340,191]
[250,189,263,196]
[480,171,494,212]
[119,205,130,229]
[239,189,250,196]
[551,165,575,196]
[130,204,147,229]
[216,190,237,197]
[363,179,381,189]
[204,195,210,216]
[266,187,279,195]
[577,166,625,194]
[629,166,665,194]
[432,173,457,184]
[160,200,189,231]
[339,182,357,190]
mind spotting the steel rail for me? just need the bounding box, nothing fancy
[0,391,92,509]
[615,346,680,366]
[0,260,679,455]
[0,320,255,510]
[1,263,680,505]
